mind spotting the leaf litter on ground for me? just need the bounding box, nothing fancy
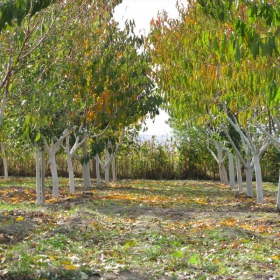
[0,178,280,279]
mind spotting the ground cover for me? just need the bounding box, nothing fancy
[0,178,279,279]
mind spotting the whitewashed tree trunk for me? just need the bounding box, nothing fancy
[82,141,91,187]
[253,152,264,203]
[82,162,91,187]
[207,134,229,184]
[96,154,101,186]
[104,148,110,184]
[219,164,229,185]
[65,134,75,193]
[221,112,270,203]
[112,153,117,182]
[236,156,243,192]
[245,166,253,198]
[1,143,8,179]
[277,171,280,212]
[66,151,75,193]
[64,131,87,192]
[35,146,41,205]
[49,152,59,198]
[0,82,8,125]
[44,130,68,198]
[41,148,45,204]
[228,151,235,189]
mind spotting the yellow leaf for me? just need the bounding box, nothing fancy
[272,255,280,260]
[64,264,78,270]
[61,260,71,265]
[15,216,24,222]
[49,256,58,261]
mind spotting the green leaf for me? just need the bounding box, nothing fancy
[172,250,183,258]
[189,253,199,265]
[35,132,41,142]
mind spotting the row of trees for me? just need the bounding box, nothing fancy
[0,0,279,210]
[148,0,280,208]
[2,133,280,181]
[0,0,161,204]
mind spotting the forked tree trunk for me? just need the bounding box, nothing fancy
[44,131,68,198]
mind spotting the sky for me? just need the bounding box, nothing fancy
[114,0,178,135]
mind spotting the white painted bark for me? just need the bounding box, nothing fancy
[253,152,264,203]
[66,150,75,193]
[257,119,280,210]
[35,146,41,205]
[0,77,9,125]
[104,148,110,184]
[64,131,88,192]
[245,166,253,198]
[236,156,243,192]
[99,142,117,185]
[207,134,228,184]
[41,149,45,204]
[1,143,8,179]
[277,172,280,212]
[44,130,69,198]
[228,151,235,189]
[49,152,59,198]
[96,154,101,186]
[221,112,270,202]
[82,141,91,187]
[112,154,117,182]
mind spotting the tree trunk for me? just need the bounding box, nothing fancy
[112,154,117,182]
[82,142,91,187]
[219,164,229,185]
[96,154,101,186]
[49,152,59,198]
[104,149,110,184]
[245,166,253,198]
[236,156,243,192]
[67,153,75,193]
[228,152,235,189]
[35,146,41,205]
[277,171,280,212]
[65,135,75,193]
[1,143,8,179]
[253,153,264,203]
[41,149,45,204]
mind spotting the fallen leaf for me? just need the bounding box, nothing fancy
[15,216,24,222]
[64,264,78,270]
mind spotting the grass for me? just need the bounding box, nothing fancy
[0,178,280,279]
